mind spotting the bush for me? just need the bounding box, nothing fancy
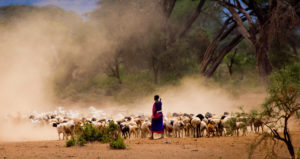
[100,134,110,143]
[80,123,102,142]
[66,136,86,147]
[66,138,76,147]
[110,135,126,149]
[77,135,87,146]
[297,148,300,159]
[65,122,125,149]
[224,117,237,136]
[248,65,300,159]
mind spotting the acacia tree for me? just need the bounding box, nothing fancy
[248,65,300,159]
[214,0,300,79]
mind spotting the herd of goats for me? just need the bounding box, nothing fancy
[11,107,265,140]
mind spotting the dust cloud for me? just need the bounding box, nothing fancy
[0,4,269,142]
[129,77,267,116]
[0,121,57,142]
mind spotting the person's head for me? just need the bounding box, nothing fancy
[154,95,159,101]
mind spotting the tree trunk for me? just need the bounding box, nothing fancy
[151,56,159,84]
[285,140,295,159]
[107,57,122,84]
[227,48,238,76]
[199,39,219,74]
[199,19,236,74]
[255,30,273,79]
[115,62,122,84]
[289,40,298,56]
[154,69,158,84]
[284,116,295,159]
[205,35,243,78]
[169,0,206,45]
[177,0,206,39]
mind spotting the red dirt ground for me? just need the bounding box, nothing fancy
[0,131,299,159]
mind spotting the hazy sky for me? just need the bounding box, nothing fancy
[0,0,99,15]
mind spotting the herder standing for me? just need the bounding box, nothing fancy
[150,95,164,139]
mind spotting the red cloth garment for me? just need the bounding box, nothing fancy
[151,101,164,133]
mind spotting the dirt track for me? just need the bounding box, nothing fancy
[0,132,299,159]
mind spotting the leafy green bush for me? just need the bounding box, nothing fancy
[80,123,102,142]
[297,148,300,159]
[110,135,126,149]
[224,117,237,136]
[65,122,125,149]
[66,136,86,147]
[77,135,87,146]
[66,138,76,147]
[248,64,300,159]
[100,134,110,143]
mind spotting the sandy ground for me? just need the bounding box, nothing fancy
[0,131,299,159]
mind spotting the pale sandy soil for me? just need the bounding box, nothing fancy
[0,131,299,159]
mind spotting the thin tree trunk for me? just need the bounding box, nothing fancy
[227,48,238,76]
[177,0,206,39]
[154,70,158,84]
[284,116,295,159]
[115,62,122,84]
[169,0,206,45]
[285,140,295,159]
[205,35,243,78]
[289,40,298,56]
[151,56,159,84]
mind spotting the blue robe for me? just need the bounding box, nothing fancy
[151,101,164,133]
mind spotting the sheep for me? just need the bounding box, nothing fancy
[119,123,129,138]
[236,122,247,136]
[53,119,82,140]
[199,121,208,137]
[207,120,216,137]
[22,107,260,140]
[190,114,205,138]
[253,118,264,133]
[173,120,185,138]
[129,124,139,138]
[141,120,151,138]
[183,121,193,137]
[191,117,201,138]
[205,112,213,119]
[53,121,75,140]
[219,115,239,136]
[165,119,174,137]
[208,118,222,136]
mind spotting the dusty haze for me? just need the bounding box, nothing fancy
[0,4,269,142]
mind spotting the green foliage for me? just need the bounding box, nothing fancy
[171,0,200,21]
[224,117,237,136]
[66,138,76,147]
[262,64,300,118]
[76,135,87,146]
[65,122,122,148]
[297,148,300,159]
[80,123,102,142]
[79,122,118,142]
[6,1,298,106]
[248,65,300,159]
[65,136,86,147]
[110,135,126,149]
